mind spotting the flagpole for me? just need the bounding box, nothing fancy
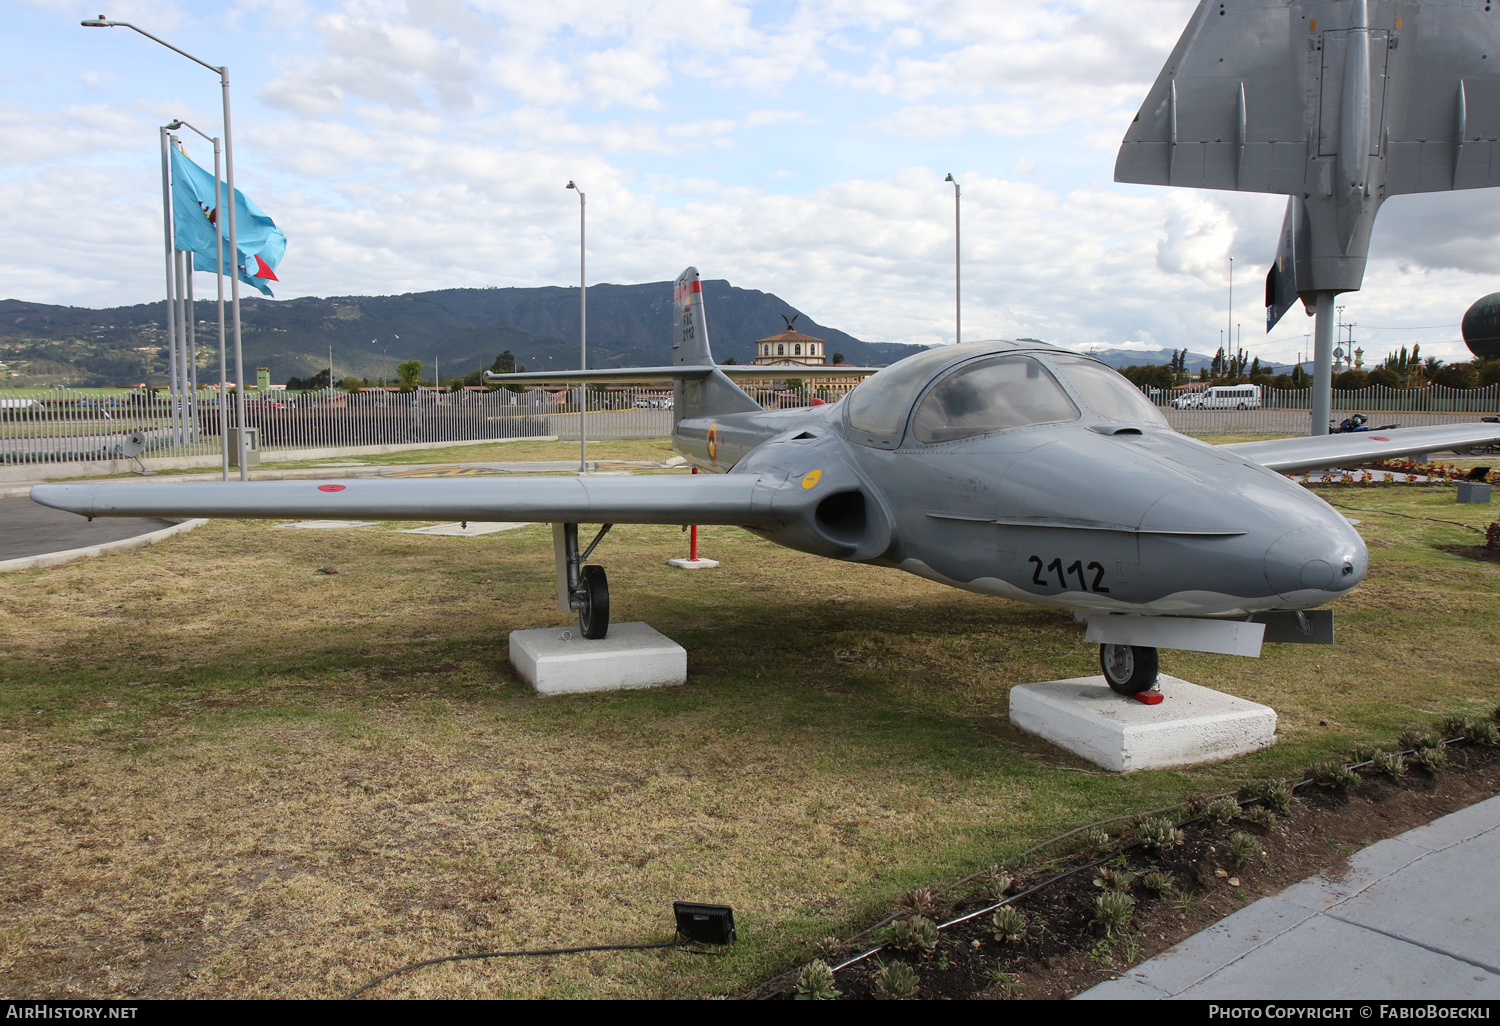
[167,117,227,478]
[566,181,585,473]
[173,245,187,445]
[159,126,180,452]
[213,133,227,480]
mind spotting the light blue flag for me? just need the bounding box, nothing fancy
[170,145,286,296]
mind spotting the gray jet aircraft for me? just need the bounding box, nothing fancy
[31,267,1500,695]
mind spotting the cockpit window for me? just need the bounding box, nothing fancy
[844,344,996,437]
[1046,355,1168,426]
[911,355,1079,443]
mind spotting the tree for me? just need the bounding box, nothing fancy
[464,368,484,386]
[1366,366,1401,389]
[287,368,331,392]
[397,359,423,392]
[491,350,517,374]
[723,356,737,365]
[1432,362,1477,389]
[1333,368,1369,390]
[832,352,845,364]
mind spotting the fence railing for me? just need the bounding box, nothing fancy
[6,380,1499,467]
[1146,382,1500,435]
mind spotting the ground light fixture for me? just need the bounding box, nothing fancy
[346,901,737,996]
[674,901,736,945]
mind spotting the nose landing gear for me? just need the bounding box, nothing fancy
[556,523,613,639]
[1099,643,1159,696]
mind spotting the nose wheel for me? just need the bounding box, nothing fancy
[1099,644,1159,696]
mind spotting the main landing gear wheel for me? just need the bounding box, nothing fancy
[579,564,609,639]
[1099,643,1159,696]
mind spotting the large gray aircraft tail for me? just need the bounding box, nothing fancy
[671,266,762,424]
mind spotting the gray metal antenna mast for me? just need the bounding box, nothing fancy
[1116,0,1500,434]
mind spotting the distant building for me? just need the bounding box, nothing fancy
[753,315,828,366]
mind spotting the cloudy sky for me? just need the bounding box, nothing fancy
[3,0,1498,365]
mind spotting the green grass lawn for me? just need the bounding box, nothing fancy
[0,484,1496,998]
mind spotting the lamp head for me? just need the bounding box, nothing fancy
[565,180,576,190]
[944,173,955,183]
[80,16,112,26]
[165,119,183,130]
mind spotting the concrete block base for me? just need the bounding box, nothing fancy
[667,557,719,569]
[509,622,687,696]
[1456,481,1491,504]
[1009,674,1276,772]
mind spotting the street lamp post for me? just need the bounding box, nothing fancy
[944,173,960,345]
[84,16,249,480]
[566,180,586,473]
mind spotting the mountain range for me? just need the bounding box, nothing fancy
[0,281,928,389]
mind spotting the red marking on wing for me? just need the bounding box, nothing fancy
[673,279,703,302]
[1371,436,1390,442]
[318,484,346,492]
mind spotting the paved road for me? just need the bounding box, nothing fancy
[0,497,175,562]
[1078,795,1500,1000]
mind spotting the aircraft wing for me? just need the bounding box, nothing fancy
[30,474,776,527]
[1220,423,1500,473]
[1114,0,1308,195]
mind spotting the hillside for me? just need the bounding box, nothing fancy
[0,281,926,388]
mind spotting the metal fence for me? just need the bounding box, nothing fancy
[0,387,553,466]
[1152,382,1500,435]
[6,380,1499,467]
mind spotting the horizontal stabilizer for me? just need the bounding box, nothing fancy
[1221,422,1500,473]
[31,474,775,527]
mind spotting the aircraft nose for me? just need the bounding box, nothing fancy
[1264,519,1367,602]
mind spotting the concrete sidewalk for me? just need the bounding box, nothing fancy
[1078,795,1500,1000]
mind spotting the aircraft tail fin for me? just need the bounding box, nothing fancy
[671,266,762,422]
[1265,196,1313,332]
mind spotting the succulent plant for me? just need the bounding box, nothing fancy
[813,935,842,958]
[1410,745,1448,774]
[794,959,841,1000]
[1083,826,1111,850]
[1310,761,1361,790]
[1092,866,1137,892]
[1461,717,1498,745]
[884,915,938,953]
[1141,869,1175,896]
[873,960,920,1000]
[1397,728,1441,751]
[1137,816,1184,851]
[976,870,1014,901]
[1370,748,1407,779]
[1228,831,1259,868]
[1240,779,1294,814]
[990,905,1026,943]
[1439,715,1497,744]
[1202,796,1240,827]
[896,887,937,917]
[1092,890,1136,936]
[1239,806,1277,829]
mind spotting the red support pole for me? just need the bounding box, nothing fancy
[690,466,699,561]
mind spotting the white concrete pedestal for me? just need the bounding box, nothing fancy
[508,622,687,695]
[667,557,719,569]
[1008,674,1276,773]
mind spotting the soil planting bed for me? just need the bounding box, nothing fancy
[763,742,1498,1001]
